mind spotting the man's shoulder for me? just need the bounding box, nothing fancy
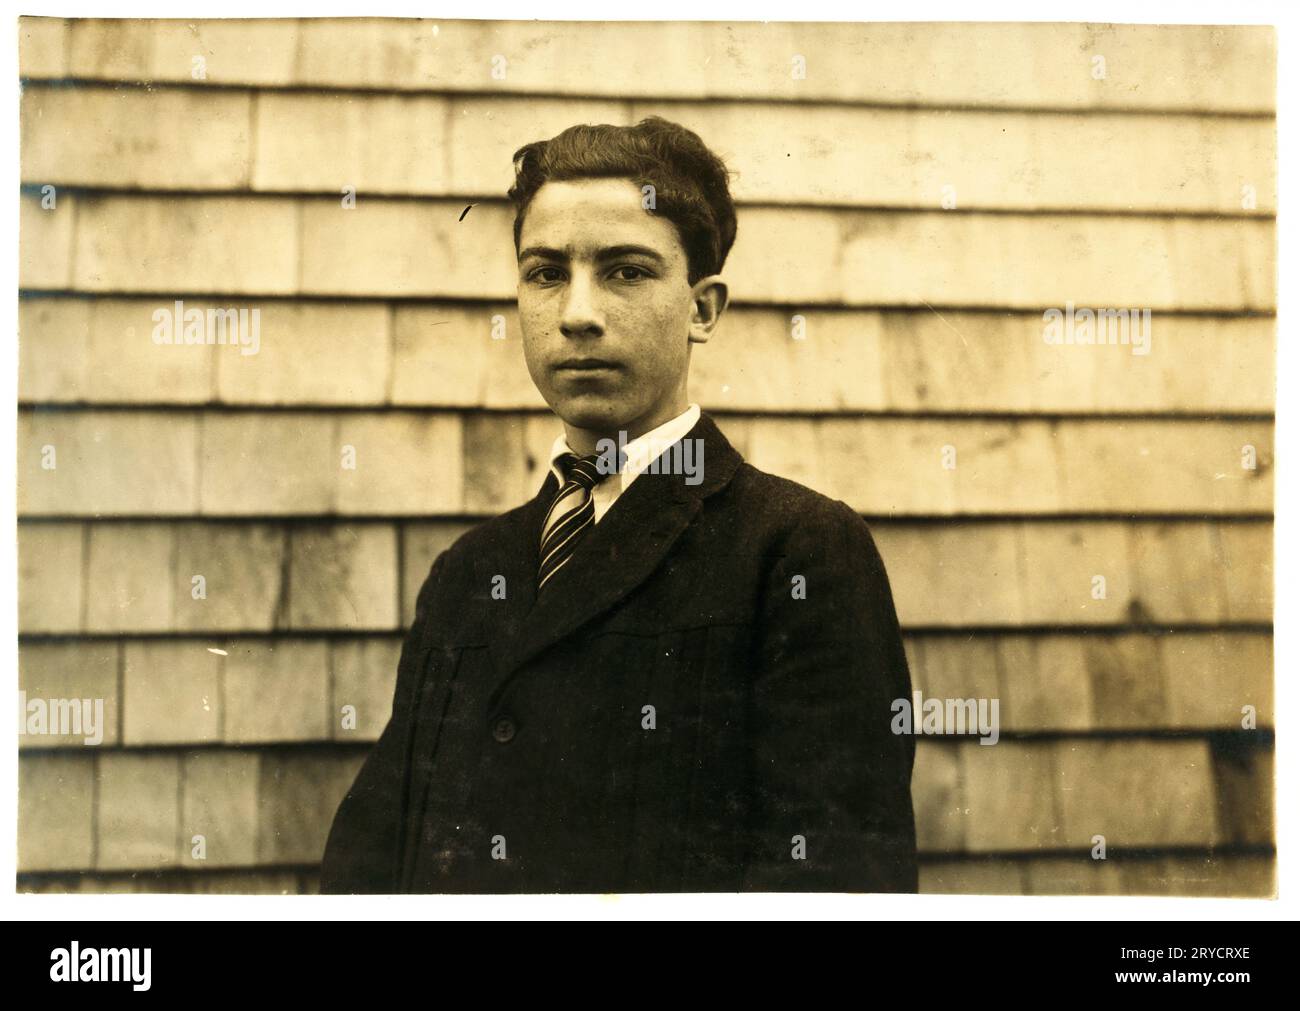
[724,462,895,599]
[725,460,867,540]
[404,499,539,611]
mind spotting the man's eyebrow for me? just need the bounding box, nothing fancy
[598,245,667,264]
[517,244,668,264]
[518,246,567,262]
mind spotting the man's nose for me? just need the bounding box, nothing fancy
[559,273,604,338]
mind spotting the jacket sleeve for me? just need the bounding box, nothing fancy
[741,499,918,892]
[319,552,447,894]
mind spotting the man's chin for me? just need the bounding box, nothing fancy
[552,394,636,435]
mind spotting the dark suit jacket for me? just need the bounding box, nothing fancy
[320,410,918,893]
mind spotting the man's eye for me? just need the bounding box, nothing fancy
[611,265,651,282]
[528,267,565,284]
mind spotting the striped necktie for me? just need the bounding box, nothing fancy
[537,451,613,593]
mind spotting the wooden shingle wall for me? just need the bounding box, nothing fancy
[17,18,1275,895]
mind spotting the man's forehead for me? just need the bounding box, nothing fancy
[519,178,682,258]
[527,176,645,215]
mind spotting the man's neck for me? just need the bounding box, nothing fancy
[563,401,691,456]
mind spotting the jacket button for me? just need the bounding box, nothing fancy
[491,716,516,744]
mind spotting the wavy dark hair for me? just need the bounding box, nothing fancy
[508,116,738,285]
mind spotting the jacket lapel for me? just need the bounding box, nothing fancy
[481,473,554,677]
[486,410,743,686]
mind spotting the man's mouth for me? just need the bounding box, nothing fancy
[554,358,621,372]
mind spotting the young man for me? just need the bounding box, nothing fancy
[321,117,918,893]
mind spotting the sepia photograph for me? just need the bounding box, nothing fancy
[13,12,1278,903]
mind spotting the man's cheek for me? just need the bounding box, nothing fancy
[518,325,549,387]
[518,306,552,350]
[616,299,675,341]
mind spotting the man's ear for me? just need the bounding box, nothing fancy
[687,275,729,345]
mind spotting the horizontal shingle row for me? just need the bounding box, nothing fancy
[912,736,1272,853]
[921,852,1273,897]
[20,84,1277,213]
[19,19,1275,113]
[16,630,1273,749]
[16,737,1271,874]
[16,852,1277,897]
[20,192,1276,309]
[16,518,1272,634]
[19,869,315,894]
[20,299,1277,414]
[16,410,1275,516]
[18,747,362,872]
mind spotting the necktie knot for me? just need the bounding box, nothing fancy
[559,451,611,491]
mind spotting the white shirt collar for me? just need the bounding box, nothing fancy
[547,403,702,494]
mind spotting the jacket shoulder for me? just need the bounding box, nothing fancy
[728,461,870,541]
[405,496,539,610]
